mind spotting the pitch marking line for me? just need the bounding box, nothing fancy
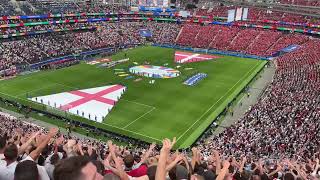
[176,62,262,142]
[0,70,69,88]
[33,75,81,90]
[122,99,155,108]
[0,91,29,102]
[101,122,162,142]
[15,84,58,97]
[50,81,80,90]
[15,81,80,99]
[123,107,156,129]
[0,74,39,87]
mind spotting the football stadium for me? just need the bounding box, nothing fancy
[0,0,319,180]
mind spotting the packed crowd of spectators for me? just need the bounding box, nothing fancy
[0,18,316,70]
[0,15,320,180]
[278,0,320,6]
[2,0,320,28]
[145,22,180,45]
[0,22,180,71]
[0,0,129,16]
[248,8,320,24]
[191,26,220,48]
[195,6,232,17]
[265,34,310,56]
[196,6,320,25]
[0,0,24,16]
[176,24,200,48]
[197,36,320,170]
[227,28,260,53]
[208,26,239,51]
[246,31,282,56]
[176,24,313,57]
[238,21,320,32]
[0,23,94,36]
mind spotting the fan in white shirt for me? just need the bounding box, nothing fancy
[0,160,18,180]
[16,128,59,180]
[0,135,6,160]
[44,152,63,180]
[0,144,19,180]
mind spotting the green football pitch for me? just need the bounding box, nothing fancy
[0,46,266,148]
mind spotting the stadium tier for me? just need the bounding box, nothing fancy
[279,0,320,6]
[0,1,319,180]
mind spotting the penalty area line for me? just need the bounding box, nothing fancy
[123,107,156,129]
[0,91,32,103]
[15,84,57,97]
[122,99,155,108]
[52,82,80,90]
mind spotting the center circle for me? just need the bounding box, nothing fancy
[129,65,180,79]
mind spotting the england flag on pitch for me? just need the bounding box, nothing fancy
[30,85,126,123]
[174,51,220,64]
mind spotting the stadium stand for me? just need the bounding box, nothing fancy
[208,25,239,50]
[192,26,221,49]
[195,6,319,24]
[195,6,232,17]
[0,0,17,16]
[0,22,180,71]
[246,31,282,56]
[197,38,320,161]
[0,1,320,180]
[227,28,260,53]
[265,33,310,56]
[27,0,82,14]
[279,0,320,6]
[0,0,128,16]
[145,22,180,45]
[175,24,315,57]
[176,24,200,47]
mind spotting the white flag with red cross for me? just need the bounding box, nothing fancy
[174,51,220,64]
[30,85,126,122]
